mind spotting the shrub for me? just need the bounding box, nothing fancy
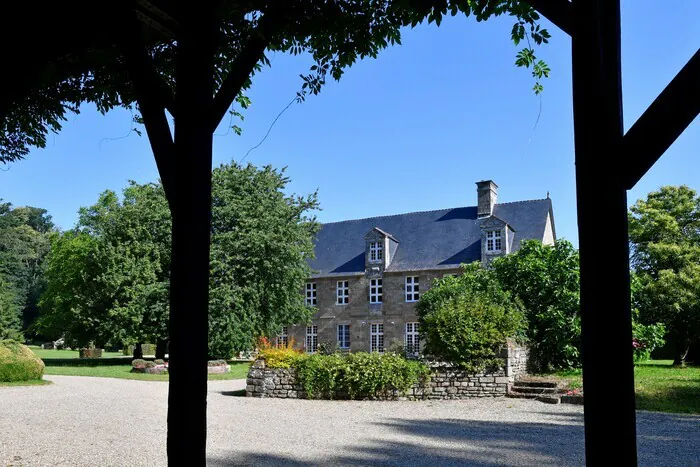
[417,263,526,373]
[491,240,582,372]
[632,320,666,362]
[154,359,165,365]
[295,352,430,399]
[258,336,306,369]
[0,340,45,382]
[131,359,147,369]
[141,343,156,356]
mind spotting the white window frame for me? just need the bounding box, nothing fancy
[486,230,502,253]
[305,282,317,306]
[405,276,420,302]
[277,326,289,347]
[369,278,383,304]
[336,280,349,305]
[405,322,420,355]
[369,241,383,263]
[370,323,384,353]
[337,324,350,349]
[305,325,318,353]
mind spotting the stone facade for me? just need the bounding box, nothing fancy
[246,344,528,400]
[286,268,460,353]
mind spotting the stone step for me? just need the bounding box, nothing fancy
[509,386,560,395]
[513,380,559,388]
[506,392,540,399]
[536,395,561,405]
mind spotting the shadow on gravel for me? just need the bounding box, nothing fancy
[208,418,586,466]
[207,411,700,466]
[219,389,246,397]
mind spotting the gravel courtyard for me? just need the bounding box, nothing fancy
[1,376,698,466]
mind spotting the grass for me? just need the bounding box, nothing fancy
[44,362,251,381]
[547,360,700,414]
[0,379,52,387]
[28,346,124,359]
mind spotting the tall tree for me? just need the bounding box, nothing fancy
[39,164,319,357]
[0,201,53,339]
[629,185,700,365]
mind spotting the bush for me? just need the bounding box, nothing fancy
[141,343,156,356]
[154,359,165,365]
[417,263,526,373]
[131,359,147,369]
[258,336,306,369]
[632,320,666,362]
[0,340,45,382]
[295,352,430,399]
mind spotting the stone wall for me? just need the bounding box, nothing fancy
[246,344,528,400]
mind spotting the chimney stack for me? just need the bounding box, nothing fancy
[476,180,498,218]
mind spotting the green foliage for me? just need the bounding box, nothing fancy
[0,340,45,382]
[258,338,307,369]
[492,239,581,372]
[629,186,700,365]
[208,163,319,358]
[416,263,526,372]
[0,201,53,339]
[294,352,430,400]
[1,1,552,165]
[632,318,666,362]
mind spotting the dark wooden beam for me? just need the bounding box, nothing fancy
[524,0,573,36]
[571,0,638,464]
[167,2,215,464]
[621,48,700,190]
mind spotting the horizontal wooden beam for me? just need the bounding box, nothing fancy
[524,0,573,36]
[621,48,700,190]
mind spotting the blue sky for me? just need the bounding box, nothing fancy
[1,0,698,246]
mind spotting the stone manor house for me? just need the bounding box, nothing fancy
[280,180,556,354]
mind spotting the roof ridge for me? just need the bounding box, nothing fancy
[319,198,549,226]
[495,198,549,206]
[319,206,470,225]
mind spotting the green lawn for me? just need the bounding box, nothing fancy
[28,346,124,359]
[0,379,52,388]
[549,360,700,414]
[44,362,251,381]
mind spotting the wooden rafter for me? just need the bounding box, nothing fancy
[621,48,700,189]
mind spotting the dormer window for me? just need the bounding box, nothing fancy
[369,241,383,263]
[486,230,502,253]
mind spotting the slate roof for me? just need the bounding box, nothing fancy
[308,199,554,277]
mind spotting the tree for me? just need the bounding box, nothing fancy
[0,201,53,339]
[491,239,581,372]
[39,163,318,358]
[0,277,21,341]
[209,163,319,358]
[629,186,700,365]
[417,263,526,372]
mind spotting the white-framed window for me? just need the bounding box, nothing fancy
[405,276,420,302]
[277,326,288,347]
[369,241,383,263]
[486,230,502,253]
[336,280,349,305]
[337,324,350,349]
[369,278,383,304]
[405,322,420,355]
[305,282,317,306]
[305,325,318,353]
[370,323,384,353]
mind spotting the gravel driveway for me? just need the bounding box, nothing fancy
[1,375,698,466]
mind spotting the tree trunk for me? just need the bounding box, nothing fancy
[166,4,215,465]
[673,337,690,367]
[133,343,143,360]
[156,340,168,360]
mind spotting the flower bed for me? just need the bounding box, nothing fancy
[207,360,230,374]
[131,359,168,375]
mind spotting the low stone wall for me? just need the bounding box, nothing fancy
[246,344,528,400]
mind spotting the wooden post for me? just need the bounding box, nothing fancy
[167,3,215,465]
[571,0,637,464]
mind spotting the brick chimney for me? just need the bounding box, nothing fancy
[476,180,498,218]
